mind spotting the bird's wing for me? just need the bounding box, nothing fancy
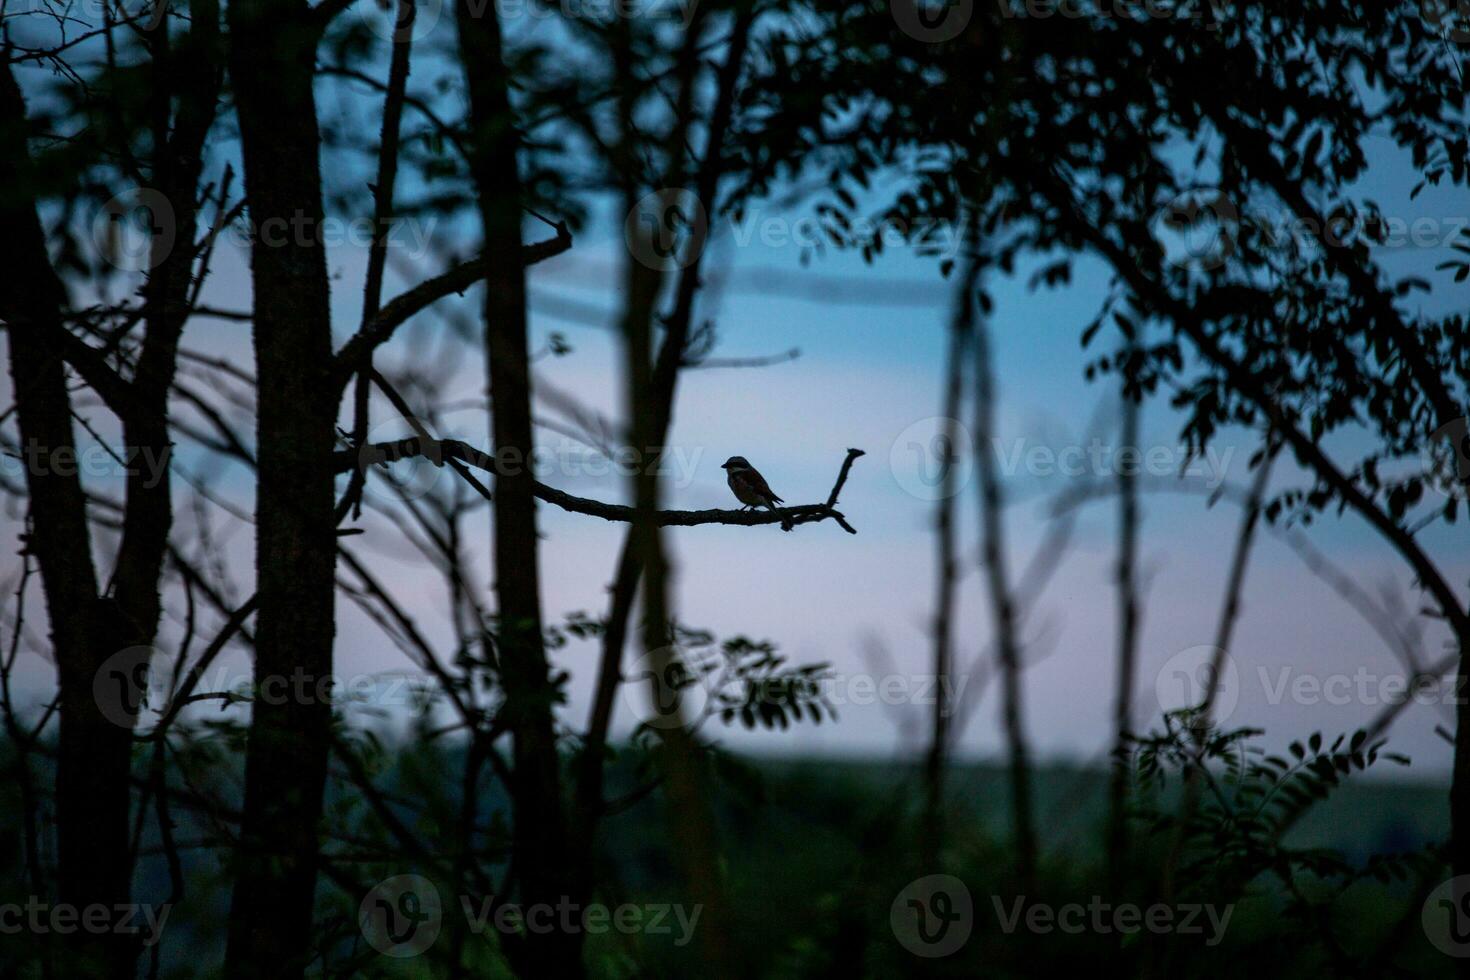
[743,467,781,502]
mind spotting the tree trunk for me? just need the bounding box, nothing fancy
[114,0,220,658]
[623,216,738,979]
[574,3,753,897]
[972,280,1038,890]
[1106,374,1141,889]
[224,3,338,975]
[922,249,975,870]
[0,60,137,980]
[456,3,579,975]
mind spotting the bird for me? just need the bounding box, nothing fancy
[721,456,784,511]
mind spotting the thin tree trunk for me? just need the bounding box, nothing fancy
[338,0,414,525]
[922,251,975,870]
[224,2,339,974]
[623,217,738,980]
[575,3,753,883]
[1106,372,1141,889]
[456,3,579,976]
[0,60,134,980]
[2,9,219,967]
[1149,439,1275,979]
[590,25,747,974]
[971,267,1038,890]
[115,0,219,658]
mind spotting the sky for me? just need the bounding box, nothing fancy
[2,9,1468,781]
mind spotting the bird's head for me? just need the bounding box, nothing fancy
[721,456,750,471]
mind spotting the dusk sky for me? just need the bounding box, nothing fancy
[4,21,1467,776]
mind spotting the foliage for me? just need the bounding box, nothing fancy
[1125,711,1439,977]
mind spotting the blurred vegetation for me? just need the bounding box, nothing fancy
[0,718,1453,978]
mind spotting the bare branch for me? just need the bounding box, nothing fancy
[339,439,866,533]
[331,225,573,384]
[687,348,801,370]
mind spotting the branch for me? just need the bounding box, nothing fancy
[142,595,258,741]
[338,440,866,534]
[319,63,467,160]
[687,348,801,370]
[56,328,142,420]
[824,447,864,510]
[330,224,572,385]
